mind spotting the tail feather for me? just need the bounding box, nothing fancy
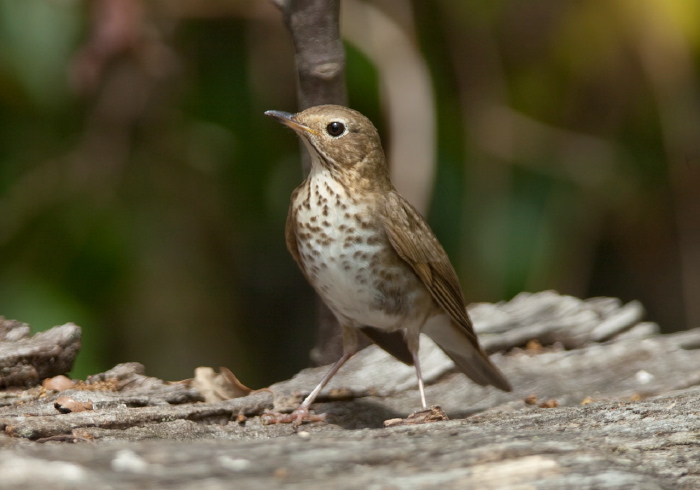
[423,315,512,392]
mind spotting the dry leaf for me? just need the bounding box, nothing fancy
[192,366,253,403]
[54,396,94,414]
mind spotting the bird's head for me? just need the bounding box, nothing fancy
[265,105,390,188]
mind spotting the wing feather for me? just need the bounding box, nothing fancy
[381,192,479,345]
[382,192,511,392]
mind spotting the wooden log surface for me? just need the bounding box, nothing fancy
[1,291,699,489]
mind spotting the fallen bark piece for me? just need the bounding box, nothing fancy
[471,291,654,352]
[0,320,81,388]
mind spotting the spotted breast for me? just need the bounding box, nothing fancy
[289,165,431,332]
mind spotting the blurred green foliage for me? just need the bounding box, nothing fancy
[0,0,698,386]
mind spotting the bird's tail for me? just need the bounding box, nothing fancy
[423,314,512,392]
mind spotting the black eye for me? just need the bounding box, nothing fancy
[326,121,345,137]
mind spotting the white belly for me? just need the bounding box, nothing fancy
[292,174,405,329]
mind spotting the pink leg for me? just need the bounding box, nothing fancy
[262,327,359,426]
[264,351,354,426]
[299,350,354,411]
[412,350,427,409]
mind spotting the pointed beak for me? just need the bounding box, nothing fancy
[264,110,318,136]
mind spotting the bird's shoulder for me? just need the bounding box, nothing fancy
[380,191,447,264]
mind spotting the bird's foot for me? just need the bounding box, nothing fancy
[383,405,449,427]
[261,407,326,427]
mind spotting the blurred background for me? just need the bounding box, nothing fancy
[0,0,698,386]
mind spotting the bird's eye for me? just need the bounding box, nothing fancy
[326,121,345,137]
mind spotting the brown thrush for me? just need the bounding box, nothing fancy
[265,105,511,422]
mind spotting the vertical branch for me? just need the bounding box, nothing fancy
[283,1,347,106]
[270,0,347,365]
[272,0,347,173]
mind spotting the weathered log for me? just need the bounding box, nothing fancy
[1,292,698,489]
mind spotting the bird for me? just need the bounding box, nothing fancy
[265,105,511,423]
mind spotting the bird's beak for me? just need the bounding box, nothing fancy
[265,110,318,136]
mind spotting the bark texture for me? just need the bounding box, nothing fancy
[1,291,699,489]
[0,318,81,389]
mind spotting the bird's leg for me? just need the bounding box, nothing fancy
[262,326,358,426]
[405,330,428,409]
[293,350,354,420]
[412,349,427,409]
[382,346,450,427]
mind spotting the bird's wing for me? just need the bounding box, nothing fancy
[382,192,511,392]
[381,192,478,343]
